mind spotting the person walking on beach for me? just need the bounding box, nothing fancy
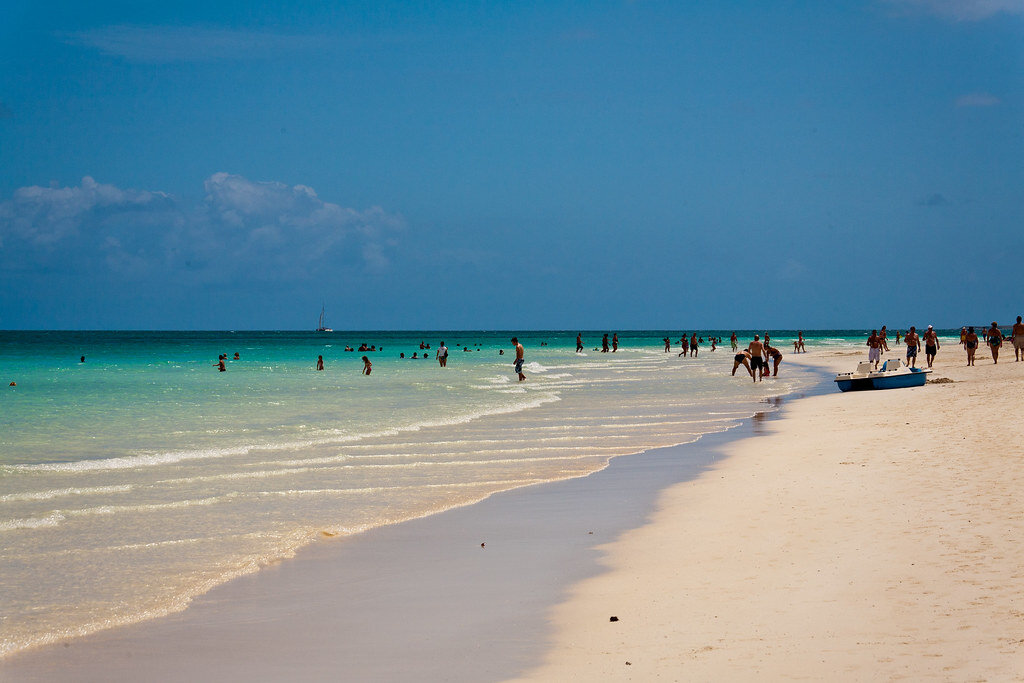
[923,325,940,368]
[1012,316,1024,361]
[437,341,448,367]
[904,326,920,368]
[612,333,618,352]
[316,355,324,371]
[964,326,979,366]
[797,331,806,353]
[511,337,526,381]
[663,337,671,352]
[690,332,699,357]
[732,349,753,377]
[361,356,372,375]
[601,334,610,353]
[577,333,584,353]
[730,332,738,352]
[880,326,890,352]
[747,335,765,382]
[987,322,1003,364]
[867,330,882,370]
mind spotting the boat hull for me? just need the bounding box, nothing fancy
[835,368,930,392]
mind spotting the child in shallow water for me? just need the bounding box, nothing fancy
[361,356,372,375]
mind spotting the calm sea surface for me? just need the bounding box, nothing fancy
[1,330,867,656]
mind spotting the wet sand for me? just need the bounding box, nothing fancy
[514,347,1024,681]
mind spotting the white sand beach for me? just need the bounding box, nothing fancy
[4,344,1022,681]
[515,348,1024,681]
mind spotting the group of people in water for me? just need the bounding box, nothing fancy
[205,319,1024,380]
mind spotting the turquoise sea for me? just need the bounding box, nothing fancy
[1,330,874,657]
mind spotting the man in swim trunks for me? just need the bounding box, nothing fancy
[1012,316,1024,361]
[512,337,526,381]
[923,325,939,368]
[904,326,919,368]
[577,333,584,353]
[867,330,881,369]
[747,335,764,383]
[730,332,738,352]
[690,332,699,357]
[732,349,753,378]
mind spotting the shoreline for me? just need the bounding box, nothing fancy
[0,359,826,681]
[514,348,1024,680]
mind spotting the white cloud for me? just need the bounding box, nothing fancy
[955,92,1002,107]
[884,0,1024,21]
[61,25,332,62]
[0,174,403,280]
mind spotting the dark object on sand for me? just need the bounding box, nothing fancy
[609,616,619,622]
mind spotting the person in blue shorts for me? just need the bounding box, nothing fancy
[511,337,526,381]
[904,326,919,368]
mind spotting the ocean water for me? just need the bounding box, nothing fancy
[0,329,857,657]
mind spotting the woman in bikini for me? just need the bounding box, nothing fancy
[987,322,1003,364]
[964,326,978,366]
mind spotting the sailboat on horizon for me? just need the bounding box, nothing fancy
[316,305,333,332]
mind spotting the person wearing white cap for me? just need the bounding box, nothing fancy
[923,325,940,368]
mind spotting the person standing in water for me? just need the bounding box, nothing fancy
[747,336,764,382]
[512,337,526,381]
[361,356,372,375]
[601,334,610,353]
[316,355,324,371]
[576,333,584,353]
[437,341,448,367]
[612,333,618,352]
[730,332,738,352]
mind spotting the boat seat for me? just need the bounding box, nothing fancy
[856,362,874,373]
[883,359,901,371]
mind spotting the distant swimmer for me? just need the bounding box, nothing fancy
[214,358,226,372]
[612,333,618,352]
[9,381,15,386]
[747,336,764,382]
[512,337,526,381]
[964,326,978,366]
[987,322,1003,364]
[904,326,919,369]
[732,349,753,378]
[867,330,881,370]
[316,355,324,371]
[437,341,448,367]
[80,355,85,363]
[923,325,939,368]
[577,333,584,353]
[1013,316,1024,361]
[362,355,372,375]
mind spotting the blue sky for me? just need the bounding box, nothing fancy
[1,0,1022,330]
